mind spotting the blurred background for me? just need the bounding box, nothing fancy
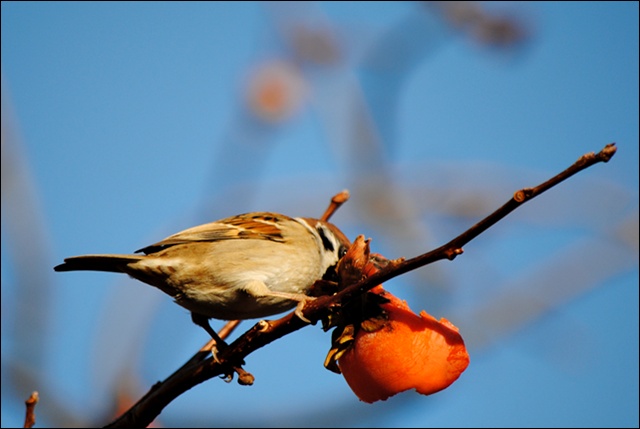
[2,2,638,427]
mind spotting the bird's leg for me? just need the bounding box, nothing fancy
[191,313,253,384]
[191,313,228,361]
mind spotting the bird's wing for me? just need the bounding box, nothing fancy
[136,212,291,254]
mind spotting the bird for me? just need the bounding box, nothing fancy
[54,212,351,348]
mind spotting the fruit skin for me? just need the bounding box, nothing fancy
[337,285,470,403]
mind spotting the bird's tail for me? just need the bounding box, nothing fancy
[54,254,144,273]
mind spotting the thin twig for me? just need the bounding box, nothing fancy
[105,143,616,428]
[23,391,39,428]
[321,189,350,221]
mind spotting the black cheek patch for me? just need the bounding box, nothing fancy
[322,264,339,282]
[317,226,335,253]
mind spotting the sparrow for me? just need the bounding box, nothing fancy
[54,212,351,346]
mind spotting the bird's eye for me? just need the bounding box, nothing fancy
[339,246,348,258]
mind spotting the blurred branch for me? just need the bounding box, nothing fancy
[427,1,529,47]
[105,143,616,428]
[2,77,69,427]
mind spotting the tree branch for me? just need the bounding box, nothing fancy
[105,143,616,428]
[23,391,39,429]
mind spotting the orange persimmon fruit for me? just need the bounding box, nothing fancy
[337,285,470,403]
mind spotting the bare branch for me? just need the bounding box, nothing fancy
[23,391,39,429]
[343,143,618,292]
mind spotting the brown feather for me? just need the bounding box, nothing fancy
[136,212,289,254]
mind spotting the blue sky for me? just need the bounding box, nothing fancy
[2,2,638,427]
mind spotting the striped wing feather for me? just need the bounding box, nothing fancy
[136,212,291,254]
